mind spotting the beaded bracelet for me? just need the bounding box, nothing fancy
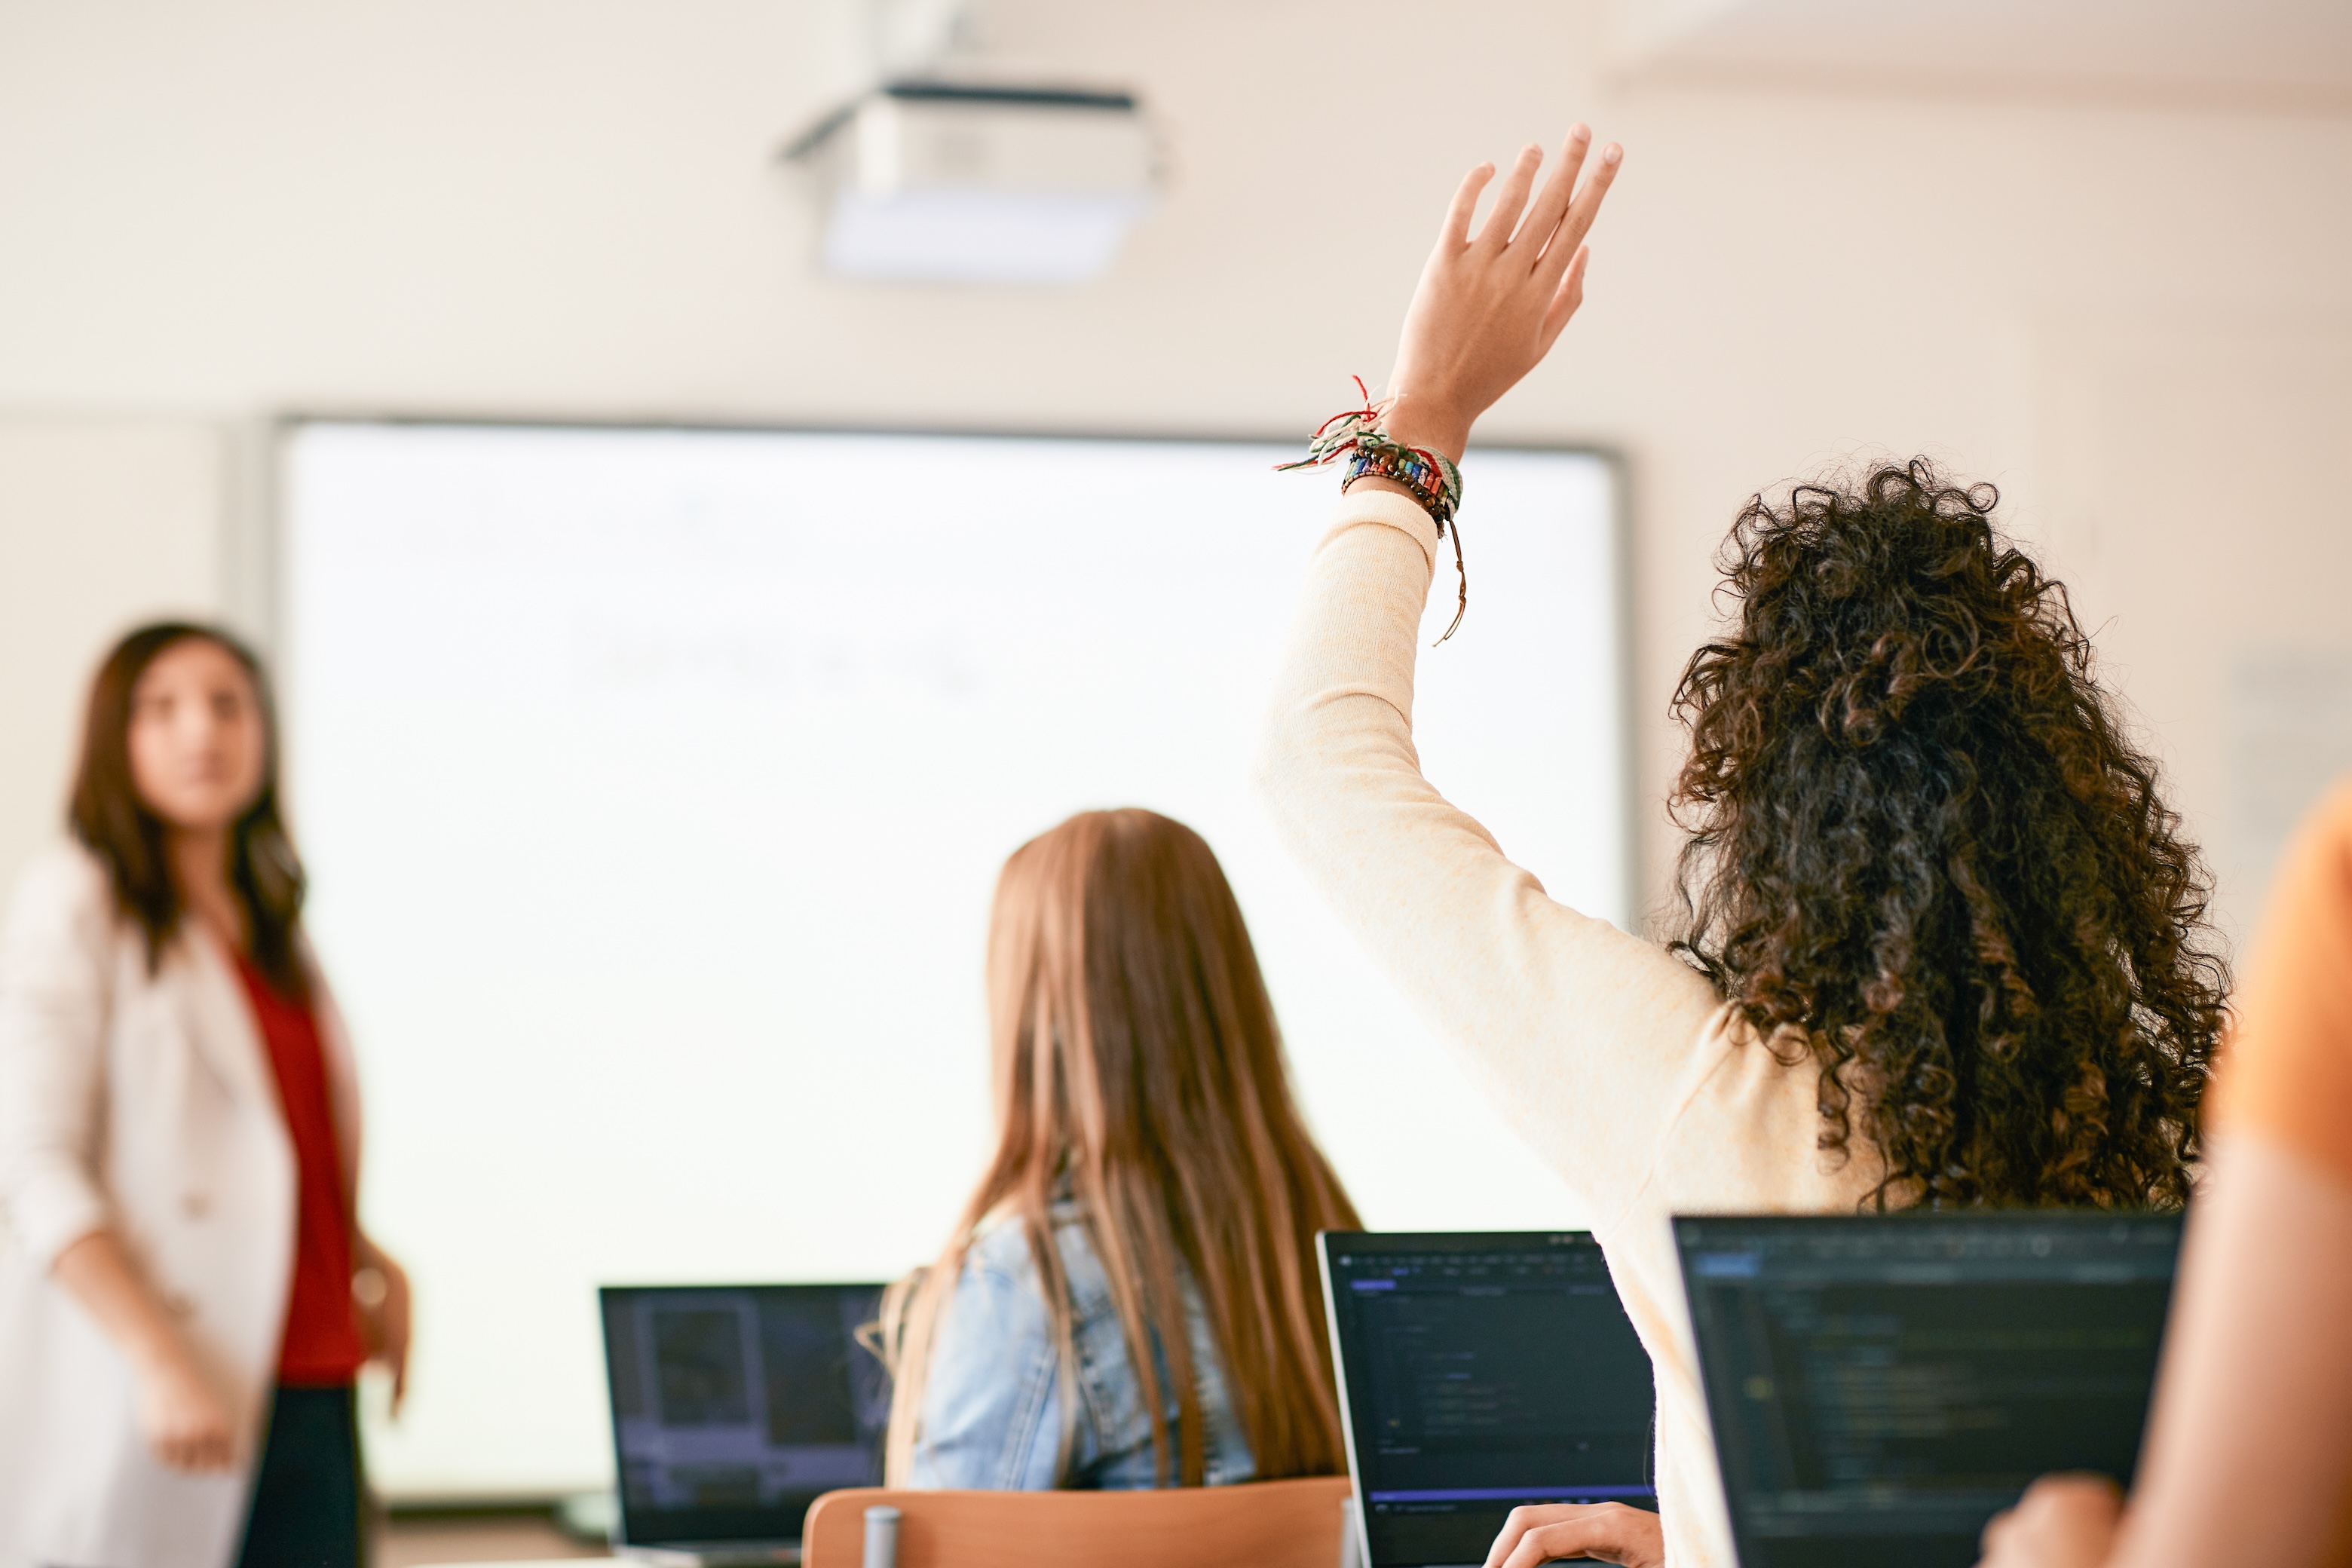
[1278,378,1470,643]
[1342,443,1459,525]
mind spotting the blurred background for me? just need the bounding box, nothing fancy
[2,0,2348,1556]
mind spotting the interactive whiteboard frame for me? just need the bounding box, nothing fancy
[268,415,1640,1501]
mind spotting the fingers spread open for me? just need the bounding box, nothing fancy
[1441,162,1496,247]
[1545,141,1622,274]
[1474,143,1544,248]
[1516,126,1591,268]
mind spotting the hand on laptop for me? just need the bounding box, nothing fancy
[1481,1502,1663,1568]
[1977,1476,2124,1568]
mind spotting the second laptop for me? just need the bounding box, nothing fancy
[1320,1230,1658,1568]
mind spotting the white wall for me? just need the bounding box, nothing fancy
[0,422,225,891]
[5,0,2347,922]
[1610,0,2352,110]
[2029,323,2352,947]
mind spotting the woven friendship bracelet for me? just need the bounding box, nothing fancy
[1278,377,1471,643]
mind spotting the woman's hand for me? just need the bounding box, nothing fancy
[1383,129,1622,464]
[133,1349,237,1472]
[1481,1502,1664,1568]
[51,1228,238,1471]
[1977,1476,2125,1568]
[355,1234,413,1415]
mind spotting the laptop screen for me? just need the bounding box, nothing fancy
[1318,1232,1657,1568]
[1675,1213,2183,1568]
[599,1284,890,1546]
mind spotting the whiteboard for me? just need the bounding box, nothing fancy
[278,421,1630,1498]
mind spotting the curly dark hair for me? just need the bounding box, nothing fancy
[1669,460,2226,1210]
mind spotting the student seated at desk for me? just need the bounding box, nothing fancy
[1978,778,2352,1568]
[1257,130,2230,1568]
[874,808,1361,1490]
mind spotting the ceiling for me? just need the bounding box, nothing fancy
[1612,0,2352,111]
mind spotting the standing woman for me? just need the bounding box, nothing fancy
[0,623,410,1568]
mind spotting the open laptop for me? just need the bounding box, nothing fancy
[1675,1212,2184,1568]
[1318,1232,1658,1568]
[599,1284,890,1566]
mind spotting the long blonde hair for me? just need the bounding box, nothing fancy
[878,808,1361,1487]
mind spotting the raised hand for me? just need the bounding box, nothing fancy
[1383,129,1622,462]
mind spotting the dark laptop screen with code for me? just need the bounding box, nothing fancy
[1676,1213,2182,1568]
[1318,1232,1657,1568]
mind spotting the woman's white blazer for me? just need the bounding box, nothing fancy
[0,842,363,1568]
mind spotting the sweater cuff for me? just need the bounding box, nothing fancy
[1327,487,1439,571]
[8,1167,109,1270]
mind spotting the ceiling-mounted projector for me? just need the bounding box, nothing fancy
[784,82,1157,286]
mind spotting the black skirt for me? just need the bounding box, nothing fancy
[236,1384,363,1568]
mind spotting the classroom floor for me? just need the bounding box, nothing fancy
[378,1512,608,1566]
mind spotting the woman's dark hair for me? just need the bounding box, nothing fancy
[1670,460,2226,1210]
[69,621,309,997]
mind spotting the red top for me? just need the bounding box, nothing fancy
[231,951,368,1386]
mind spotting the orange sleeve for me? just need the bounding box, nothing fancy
[2210,777,2352,1191]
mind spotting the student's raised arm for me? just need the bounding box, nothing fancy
[1254,133,1723,1228]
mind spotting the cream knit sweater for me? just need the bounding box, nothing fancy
[1257,489,1884,1568]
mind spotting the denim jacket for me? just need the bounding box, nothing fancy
[907,1201,1257,1490]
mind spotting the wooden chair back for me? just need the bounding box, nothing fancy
[800,1477,1355,1568]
